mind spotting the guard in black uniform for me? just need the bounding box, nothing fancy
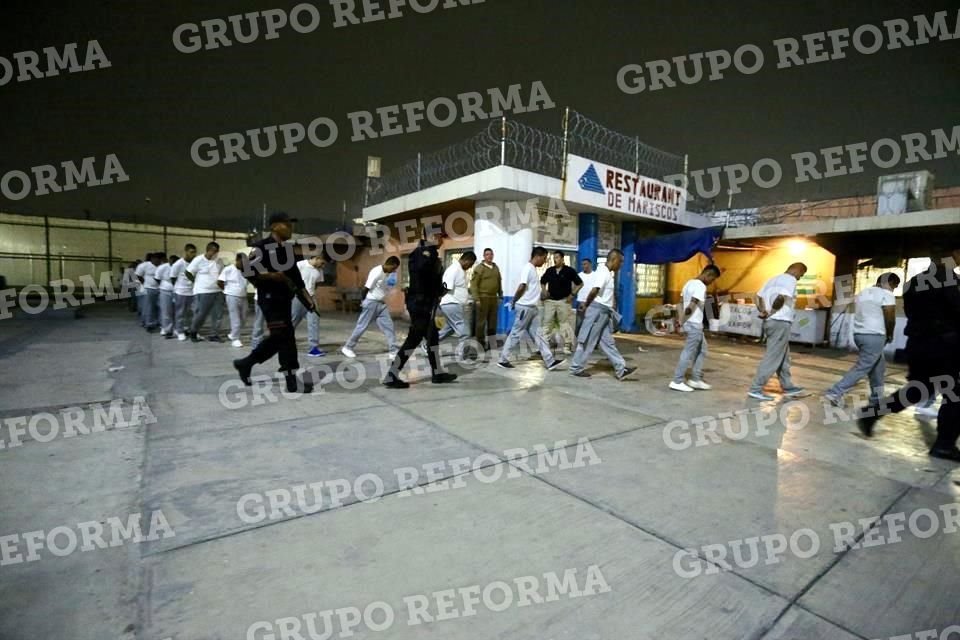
[233,212,317,394]
[383,229,457,389]
[858,247,960,462]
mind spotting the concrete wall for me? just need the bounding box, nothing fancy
[667,241,836,309]
[316,207,478,315]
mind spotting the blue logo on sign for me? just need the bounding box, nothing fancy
[578,164,605,194]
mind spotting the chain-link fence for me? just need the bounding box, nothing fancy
[365,109,688,207]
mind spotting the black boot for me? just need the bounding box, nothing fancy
[285,373,314,394]
[233,357,254,386]
[929,444,960,463]
[431,372,457,384]
[383,374,410,389]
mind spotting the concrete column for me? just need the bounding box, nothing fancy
[475,200,533,333]
[619,222,638,331]
[577,213,598,267]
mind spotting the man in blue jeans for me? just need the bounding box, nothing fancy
[824,273,899,407]
[670,264,721,392]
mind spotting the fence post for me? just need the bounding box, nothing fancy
[107,220,113,273]
[500,117,507,166]
[560,107,570,182]
[43,216,52,286]
[635,136,639,176]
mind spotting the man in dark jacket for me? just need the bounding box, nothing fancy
[233,212,317,394]
[382,229,457,389]
[858,248,960,462]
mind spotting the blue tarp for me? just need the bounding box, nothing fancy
[633,226,724,264]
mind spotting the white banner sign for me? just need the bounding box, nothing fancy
[564,154,688,224]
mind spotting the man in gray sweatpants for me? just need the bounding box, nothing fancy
[340,256,401,358]
[438,251,477,360]
[824,272,900,407]
[251,291,266,349]
[569,249,635,380]
[170,244,197,340]
[670,264,721,392]
[748,263,807,401]
[497,247,563,370]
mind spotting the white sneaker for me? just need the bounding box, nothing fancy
[227,334,238,342]
[177,332,187,341]
[231,339,243,348]
[159,330,167,336]
[387,350,398,360]
[418,344,429,356]
[687,380,712,390]
[341,346,357,359]
[669,381,695,392]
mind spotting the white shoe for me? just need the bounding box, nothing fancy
[387,350,397,360]
[418,344,429,356]
[231,339,243,348]
[915,405,939,417]
[227,334,238,341]
[177,332,187,341]
[341,346,357,359]
[687,380,712,390]
[159,330,167,336]
[669,381,695,392]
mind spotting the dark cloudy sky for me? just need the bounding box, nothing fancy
[3,0,959,233]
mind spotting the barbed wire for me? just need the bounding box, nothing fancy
[367,110,689,207]
[365,122,501,206]
[503,120,565,178]
[566,110,685,182]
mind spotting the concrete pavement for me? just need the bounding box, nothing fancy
[0,302,957,640]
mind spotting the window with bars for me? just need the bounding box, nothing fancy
[634,264,665,297]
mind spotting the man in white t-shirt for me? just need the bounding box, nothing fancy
[341,256,401,358]
[187,241,224,342]
[291,255,327,357]
[569,249,635,379]
[134,253,151,325]
[748,262,808,400]
[169,243,197,341]
[438,251,477,360]
[218,253,251,348]
[156,254,177,339]
[498,247,563,370]
[575,258,596,335]
[824,272,900,407]
[670,265,721,391]
[140,252,163,333]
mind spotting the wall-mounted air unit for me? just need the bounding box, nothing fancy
[876,171,934,216]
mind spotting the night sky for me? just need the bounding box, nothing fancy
[3,0,959,233]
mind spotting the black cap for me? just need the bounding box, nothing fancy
[268,212,298,225]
